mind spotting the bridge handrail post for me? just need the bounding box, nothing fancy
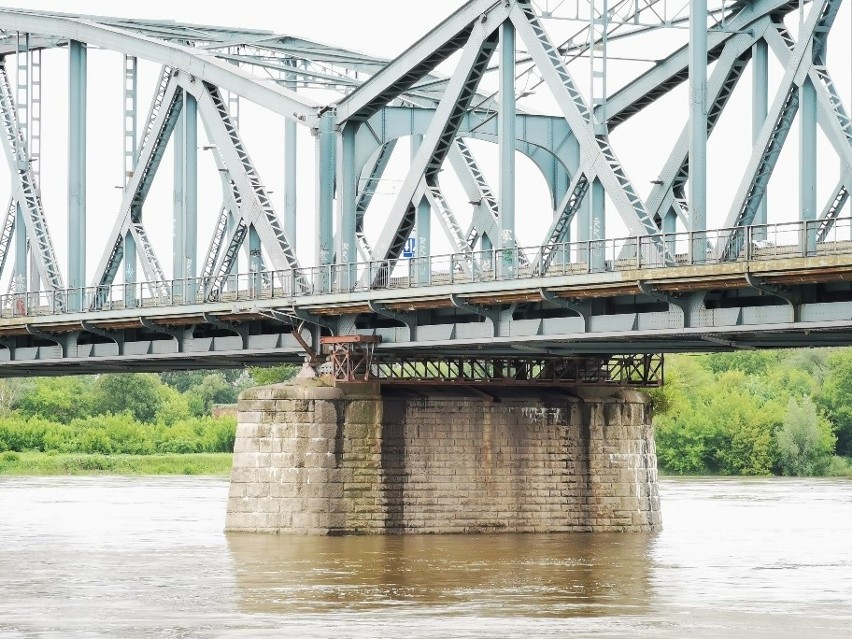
[745,225,753,261]
[586,241,592,274]
[637,235,643,269]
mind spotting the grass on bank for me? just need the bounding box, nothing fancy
[0,450,233,476]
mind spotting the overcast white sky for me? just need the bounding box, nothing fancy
[0,0,848,287]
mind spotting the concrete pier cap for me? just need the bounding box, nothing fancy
[226,378,661,535]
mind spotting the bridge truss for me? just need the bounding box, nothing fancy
[0,0,848,377]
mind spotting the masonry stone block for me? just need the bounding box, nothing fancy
[226,381,661,535]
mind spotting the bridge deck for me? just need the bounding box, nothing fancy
[0,221,849,375]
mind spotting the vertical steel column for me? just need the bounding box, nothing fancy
[590,0,608,135]
[339,122,357,289]
[14,34,28,297]
[29,47,42,292]
[248,224,261,295]
[689,0,708,261]
[124,230,136,306]
[13,204,25,297]
[412,135,430,284]
[284,66,298,247]
[68,40,87,311]
[123,55,137,186]
[663,208,677,258]
[800,76,817,254]
[30,48,41,182]
[752,40,768,231]
[498,21,516,260]
[15,33,28,161]
[173,104,185,285]
[590,178,605,271]
[123,55,137,306]
[315,111,336,293]
[183,92,198,299]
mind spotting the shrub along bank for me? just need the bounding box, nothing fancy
[0,366,298,475]
[650,350,852,477]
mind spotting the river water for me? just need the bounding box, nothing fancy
[0,477,850,638]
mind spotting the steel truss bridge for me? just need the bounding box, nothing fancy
[0,0,848,382]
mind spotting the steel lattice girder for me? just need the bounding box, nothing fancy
[0,0,846,347]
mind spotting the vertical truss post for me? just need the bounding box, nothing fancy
[498,20,516,270]
[316,110,336,291]
[689,0,708,262]
[14,33,28,298]
[13,203,25,295]
[30,48,41,183]
[15,32,27,165]
[183,91,198,300]
[124,229,136,306]
[752,40,768,232]
[800,75,817,254]
[29,48,41,293]
[122,54,137,307]
[338,121,357,289]
[284,65,297,248]
[68,40,87,311]
[123,54,137,186]
[173,104,185,286]
[590,177,605,271]
[248,224,261,296]
[590,0,608,135]
[663,207,677,256]
[412,135,431,285]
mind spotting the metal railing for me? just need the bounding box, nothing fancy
[2,216,851,319]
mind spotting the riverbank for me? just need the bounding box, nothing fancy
[0,451,233,476]
[658,456,852,479]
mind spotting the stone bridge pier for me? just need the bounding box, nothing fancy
[225,382,661,534]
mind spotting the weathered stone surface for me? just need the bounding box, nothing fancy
[225,383,661,535]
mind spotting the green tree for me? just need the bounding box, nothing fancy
[14,377,96,423]
[248,364,299,386]
[159,369,244,393]
[187,373,239,416]
[93,374,163,423]
[775,397,836,476]
[815,350,852,455]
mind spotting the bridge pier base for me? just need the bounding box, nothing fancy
[225,382,661,534]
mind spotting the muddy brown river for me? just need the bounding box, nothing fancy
[0,476,850,637]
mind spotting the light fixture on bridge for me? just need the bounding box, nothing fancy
[650,179,664,185]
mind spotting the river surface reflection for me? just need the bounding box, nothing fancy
[0,476,850,638]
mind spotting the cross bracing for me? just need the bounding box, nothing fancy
[0,0,846,374]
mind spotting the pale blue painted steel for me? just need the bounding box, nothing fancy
[183,92,198,298]
[689,0,708,262]
[68,40,86,311]
[752,39,769,229]
[316,111,335,268]
[284,68,298,249]
[498,20,515,254]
